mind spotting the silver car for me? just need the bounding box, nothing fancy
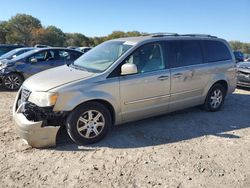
[13,34,237,148]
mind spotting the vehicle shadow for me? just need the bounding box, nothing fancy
[55,91,250,151]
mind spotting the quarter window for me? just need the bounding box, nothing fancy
[124,43,165,73]
[202,40,232,63]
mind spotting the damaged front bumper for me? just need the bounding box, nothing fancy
[12,90,65,148]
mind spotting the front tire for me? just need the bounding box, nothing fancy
[66,102,112,145]
[3,73,23,91]
[203,84,226,112]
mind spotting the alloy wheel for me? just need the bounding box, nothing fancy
[210,89,223,109]
[4,75,21,90]
[77,110,105,139]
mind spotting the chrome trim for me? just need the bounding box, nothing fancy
[125,94,170,105]
[170,88,201,97]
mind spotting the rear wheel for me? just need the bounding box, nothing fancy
[66,102,112,145]
[3,73,23,91]
[203,84,226,112]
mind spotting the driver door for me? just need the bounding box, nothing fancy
[24,50,55,77]
[119,42,171,122]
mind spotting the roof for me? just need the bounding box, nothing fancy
[112,33,223,45]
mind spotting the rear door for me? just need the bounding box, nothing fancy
[169,40,209,111]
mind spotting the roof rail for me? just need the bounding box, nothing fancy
[143,33,217,38]
[179,34,217,38]
[144,32,179,37]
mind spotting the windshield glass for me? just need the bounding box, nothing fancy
[11,49,38,61]
[0,49,20,59]
[72,41,133,72]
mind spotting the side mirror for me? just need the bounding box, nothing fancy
[30,58,38,63]
[121,63,138,75]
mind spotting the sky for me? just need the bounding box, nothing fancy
[0,0,249,42]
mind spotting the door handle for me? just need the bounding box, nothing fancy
[157,75,169,81]
[173,73,183,78]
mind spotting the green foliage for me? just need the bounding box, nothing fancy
[229,41,250,54]
[64,33,90,47]
[6,14,42,45]
[32,26,65,46]
[0,21,9,43]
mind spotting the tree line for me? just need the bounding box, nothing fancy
[0,14,249,54]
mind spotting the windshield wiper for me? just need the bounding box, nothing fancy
[69,64,89,72]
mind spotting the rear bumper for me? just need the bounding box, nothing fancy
[13,99,60,148]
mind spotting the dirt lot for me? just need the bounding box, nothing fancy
[0,88,249,188]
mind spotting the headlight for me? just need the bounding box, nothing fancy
[0,63,7,70]
[28,92,58,107]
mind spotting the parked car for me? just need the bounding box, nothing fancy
[34,44,51,48]
[237,61,250,88]
[67,46,79,50]
[233,50,244,63]
[0,44,25,56]
[0,47,83,90]
[0,47,35,61]
[13,34,236,148]
[77,47,92,53]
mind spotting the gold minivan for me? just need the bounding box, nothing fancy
[13,34,237,147]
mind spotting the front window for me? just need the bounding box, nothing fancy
[72,41,133,72]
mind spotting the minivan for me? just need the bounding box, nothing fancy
[13,34,237,148]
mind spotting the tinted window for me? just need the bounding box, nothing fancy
[202,40,232,62]
[124,43,165,73]
[169,41,203,68]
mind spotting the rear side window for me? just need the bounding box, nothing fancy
[202,40,232,63]
[169,41,203,68]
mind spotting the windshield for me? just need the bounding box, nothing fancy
[11,49,38,61]
[1,49,22,59]
[72,41,133,72]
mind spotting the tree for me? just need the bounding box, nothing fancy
[230,41,250,54]
[32,26,65,46]
[0,21,9,43]
[6,14,42,45]
[64,33,90,47]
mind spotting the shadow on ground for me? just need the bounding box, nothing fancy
[55,91,250,151]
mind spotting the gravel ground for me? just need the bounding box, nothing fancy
[0,87,249,188]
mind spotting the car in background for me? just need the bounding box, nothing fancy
[34,44,51,48]
[0,44,25,56]
[237,61,250,88]
[233,50,244,63]
[77,47,92,53]
[67,46,79,50]
[0,47,35,61]
[0,47,83,90]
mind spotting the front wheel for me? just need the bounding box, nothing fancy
[2,73,23,91]
[203,84,226,112]
[66,102,112,145]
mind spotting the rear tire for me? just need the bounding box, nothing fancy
[3,73,23,91]
[66,102,112,145]
[203,84,226,112]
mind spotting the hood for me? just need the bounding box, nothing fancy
[23,65,95,91]
[0,59,15,66]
